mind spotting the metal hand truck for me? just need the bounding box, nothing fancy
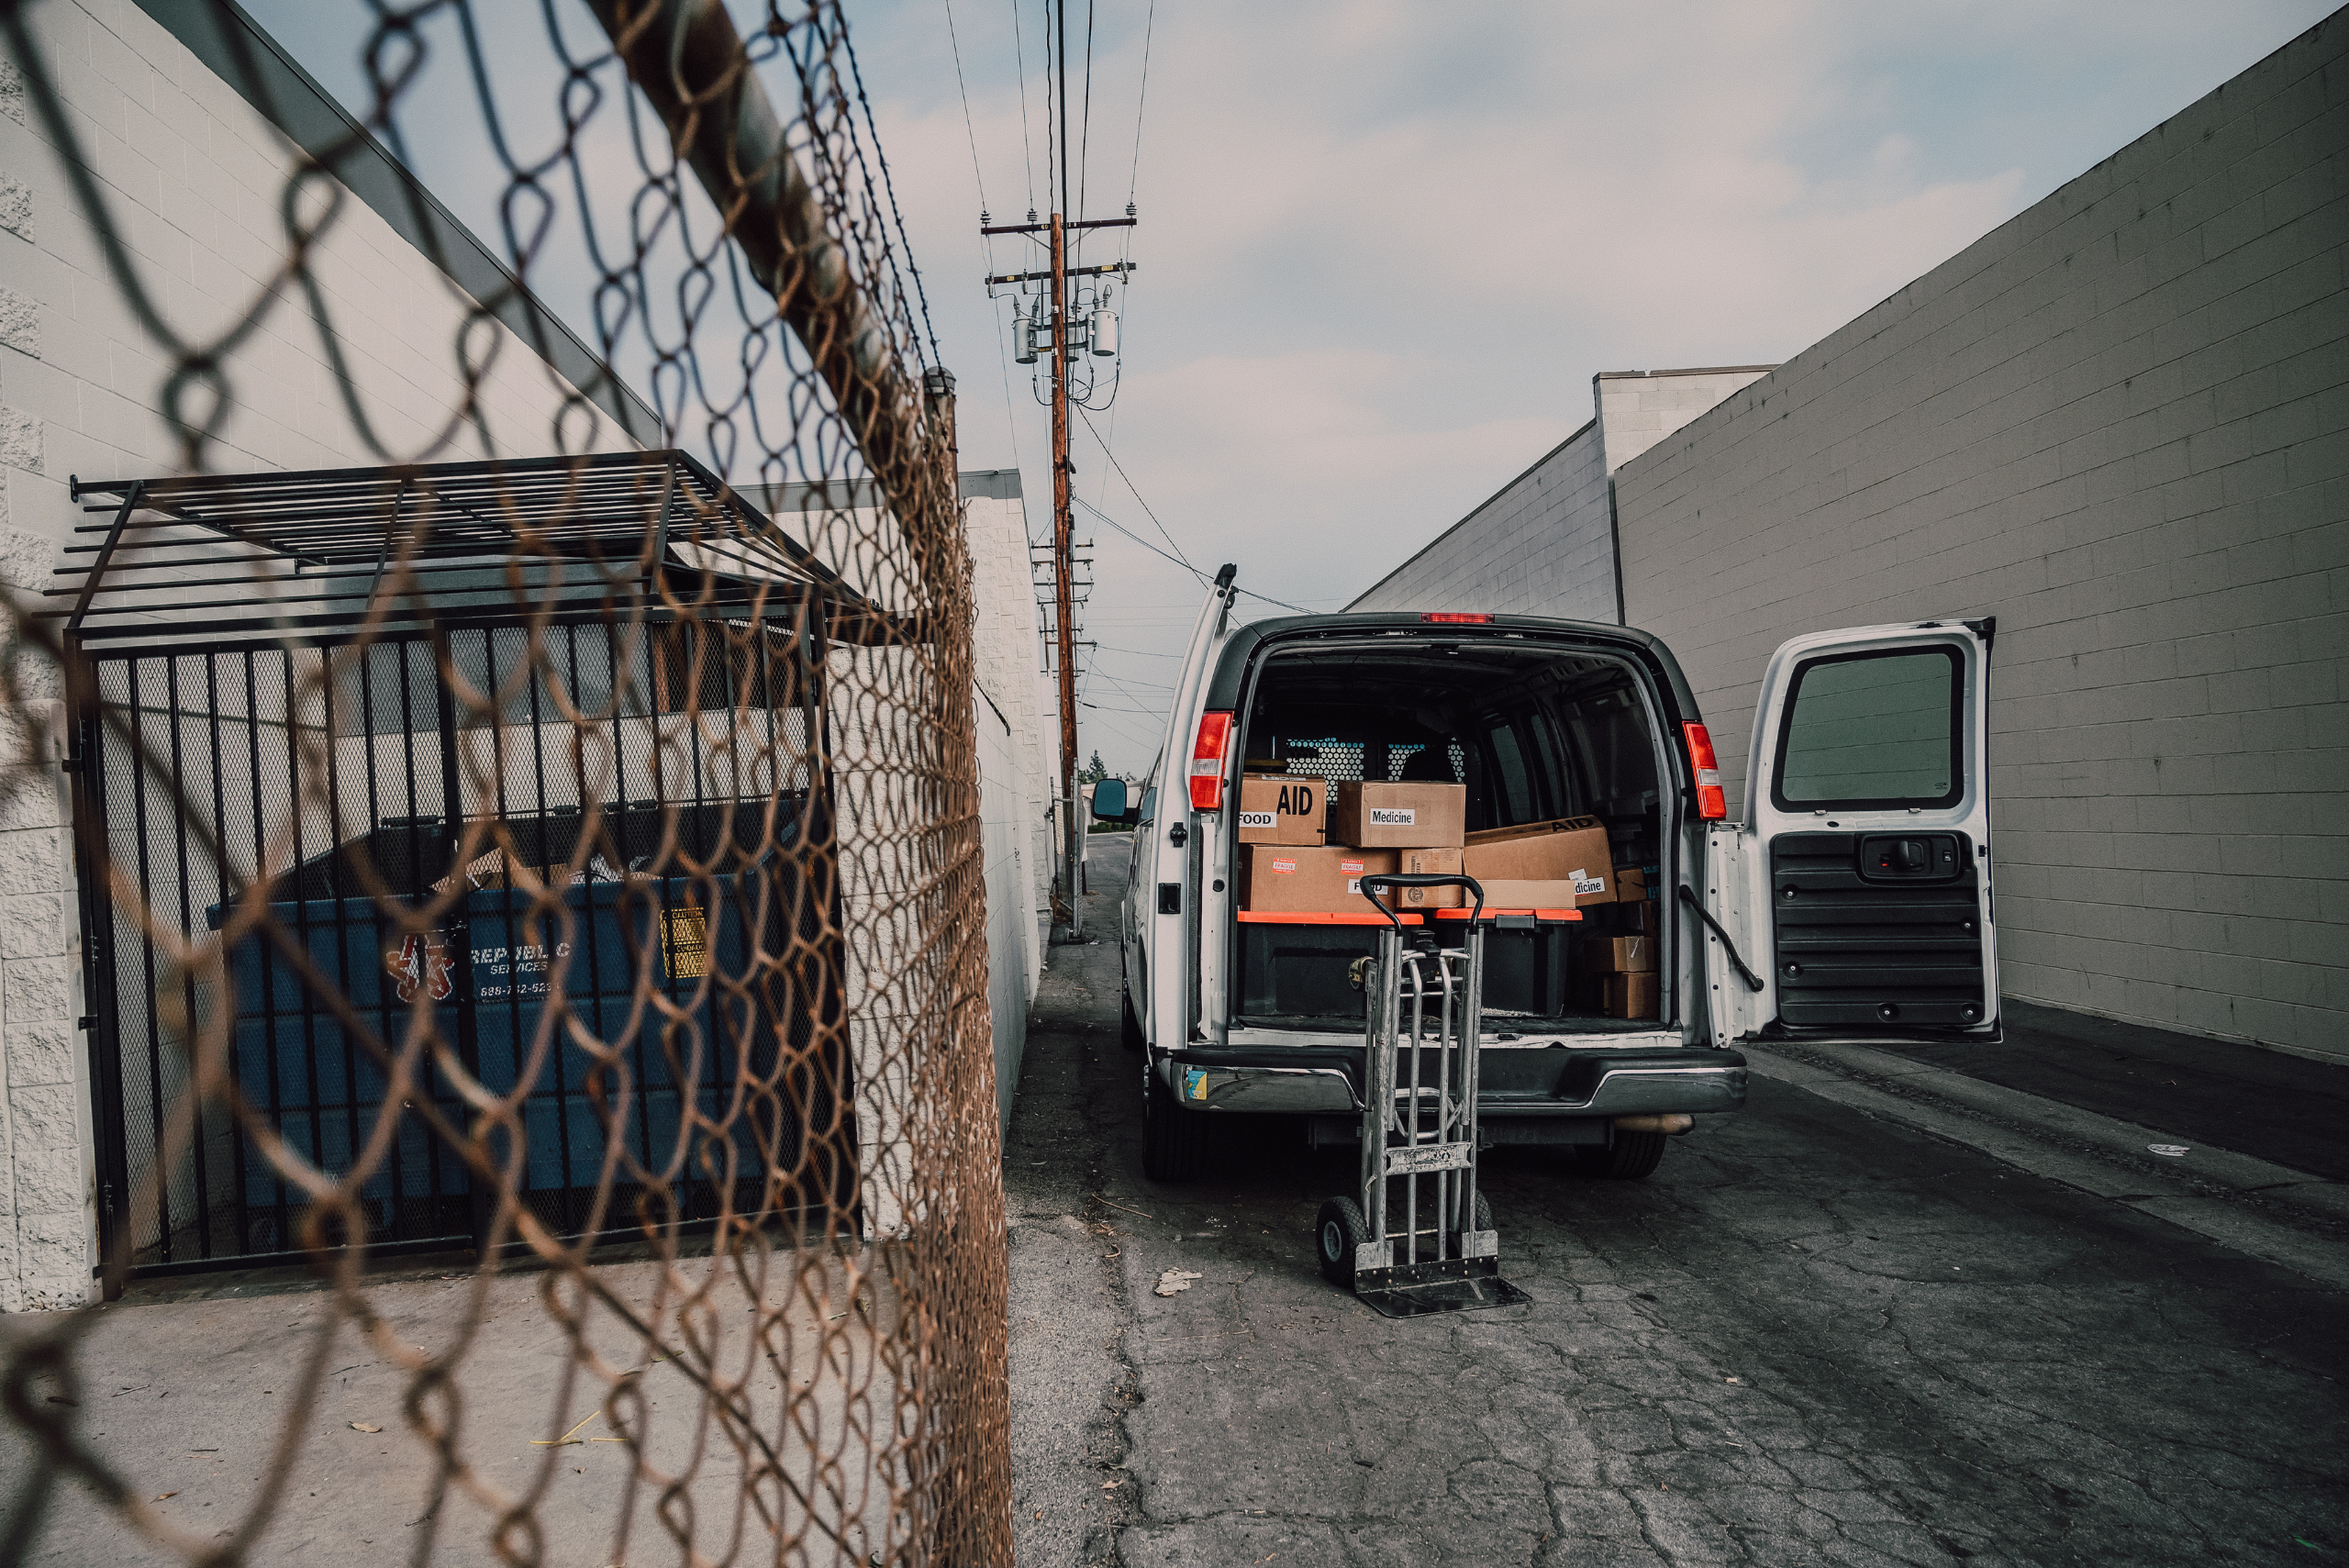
[1316,873,1532,1318]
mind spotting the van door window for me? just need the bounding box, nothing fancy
[1771,647,1963,811]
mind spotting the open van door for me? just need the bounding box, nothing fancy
[1700,619,1997,1046]
[1137,565,1241,1056]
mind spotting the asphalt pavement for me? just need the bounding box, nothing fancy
[1006,833,2349,1568]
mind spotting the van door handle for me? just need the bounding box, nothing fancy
[1158,883,1182,915]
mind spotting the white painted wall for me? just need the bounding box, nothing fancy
[0,0,634,1308]
[960,478,1049,1130]
[1616,17,2349,1062]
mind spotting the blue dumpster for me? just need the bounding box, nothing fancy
[211,806,846,1253]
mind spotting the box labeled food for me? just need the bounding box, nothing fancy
[1236,774,1328,845]
[1580,935,1657,974]
[1461,814,1617,906]
[1328,782,1465,849]
[1604,972,1659,1019]
[1238,844,1398,914]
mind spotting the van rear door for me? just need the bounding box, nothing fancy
[1703,620,1997,1045]
[1135,566,1241,1052]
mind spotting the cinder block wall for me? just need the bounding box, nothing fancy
[1350,421,1612,617]
[1617,15,2349,1061]
[1350,365,1772,619]
[1594,368,1776,473]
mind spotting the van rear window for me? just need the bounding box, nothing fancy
[1771,646,1963,810]
[1278,738,1465,784]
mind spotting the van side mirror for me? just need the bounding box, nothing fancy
[1089,779,1129,820]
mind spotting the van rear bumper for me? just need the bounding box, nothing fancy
[1157,1048,1747,1118]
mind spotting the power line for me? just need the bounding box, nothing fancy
[840,26,940,364]
[1009,0,1037,211]
[1074,403,1188,567]
[1127,0,1154,203]
[1076,0,1096,228]
[942,0,988,211]
[1070,494,1315,616]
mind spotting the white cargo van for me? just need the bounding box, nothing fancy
[1099,565,1999,1183]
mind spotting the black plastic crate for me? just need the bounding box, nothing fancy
[1430,907,1583,1019]
[1236,912,1420,1022]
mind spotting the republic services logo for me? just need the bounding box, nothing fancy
[385,932,455,1003]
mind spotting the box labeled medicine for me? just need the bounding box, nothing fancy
[1328,782,1465,849]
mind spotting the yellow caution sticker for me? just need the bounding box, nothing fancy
[662,905,709,978]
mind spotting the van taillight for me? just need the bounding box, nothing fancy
[1420,612,1493,624]
[1190,711,1235,811]
[1683,722,1727,819]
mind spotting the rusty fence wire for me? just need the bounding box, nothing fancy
[0,1,1011,1562]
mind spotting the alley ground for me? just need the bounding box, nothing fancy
[1006,834,2349,1568]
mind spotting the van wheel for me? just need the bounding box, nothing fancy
[1317,1196,1369,1286]
[1573,1130,1666,1180]
[1143,1068,1209,1182]
[1119,984,1145,1052]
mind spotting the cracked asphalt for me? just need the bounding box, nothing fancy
[1006,840,2349,1567]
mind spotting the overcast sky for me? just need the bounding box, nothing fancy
[248,0,2336,773]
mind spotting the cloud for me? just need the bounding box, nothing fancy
[842,0,2332,769]
[238,0,2342,772]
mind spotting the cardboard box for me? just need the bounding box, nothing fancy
[1611,898,1659,935]
[1236,774,1328,845]
[1386,846,1466,909]
[1461,815,1617,906]
[1238,845,1397,914]
[1329,782,1465,849]
[1581,935,1658,974]
[1465,879,1584,912]
[1604,973,1659,1019]
[1617,866,1653,902]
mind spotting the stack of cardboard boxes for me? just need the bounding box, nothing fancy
[1234,774,1471,911]
[1230,772,1659,1019]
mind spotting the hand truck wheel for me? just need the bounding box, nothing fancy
[1316,1195,1369,1286]
[1474,1191,1493,1232]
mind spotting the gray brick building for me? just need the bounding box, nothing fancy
[1351,13,2349,1062]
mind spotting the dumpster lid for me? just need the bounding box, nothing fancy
[57,450,907,646]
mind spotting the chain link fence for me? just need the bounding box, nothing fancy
[0,1,1010,1562]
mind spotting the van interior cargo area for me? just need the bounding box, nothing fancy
[1233,640,1666,1034]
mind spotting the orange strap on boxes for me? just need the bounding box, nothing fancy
[1236,910,1424,925]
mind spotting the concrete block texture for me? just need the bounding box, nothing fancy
[1350,419,1616,619]
[1609,15,2349,1062]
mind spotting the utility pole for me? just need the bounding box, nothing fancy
[979,0,1139,937]
[1049,207,1077,934]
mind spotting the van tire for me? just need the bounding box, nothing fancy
[1143,1068,1209,1182]
[1574,1129,1666,1180]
